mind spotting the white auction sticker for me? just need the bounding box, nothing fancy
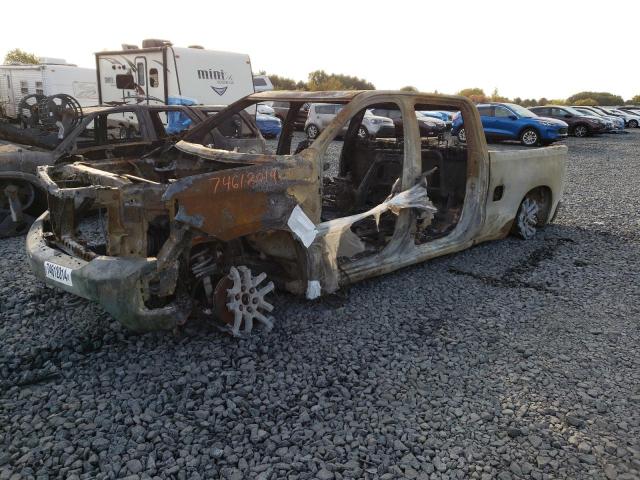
[44,261,74,286]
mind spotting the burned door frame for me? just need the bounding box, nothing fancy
[307,92,490,290]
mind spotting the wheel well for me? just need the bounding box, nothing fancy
[188,229,309,296]
[521,186,552,225]
[573,122,589,131]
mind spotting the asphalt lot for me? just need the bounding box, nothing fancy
[1,130,639,479]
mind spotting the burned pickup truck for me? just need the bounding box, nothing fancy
[27,91,567,335]
[0,103,263,236]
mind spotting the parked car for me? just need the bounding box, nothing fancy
[272,101,309,129]
[305,103,343,139]
[253,75,274,93]
[257,103,276,116]
[256,112,282,138]
[617,106,640,116]
[305,103,396,140]
[571,106,624,132]
[28,90,567,336]
[370,108,447,137]
[452,103,569,146]
[595,107,640,128]
[528,106,608,137]
[419,111,453,129]
[356,110,397,139]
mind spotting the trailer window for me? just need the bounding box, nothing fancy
[20,81,29,95]
[149,68,159,88]
[137,63,145,87]
[35,82,44,95]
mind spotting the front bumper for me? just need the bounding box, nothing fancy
[541,126,569,141]
[26,214,187,332]
[590,123,609,134]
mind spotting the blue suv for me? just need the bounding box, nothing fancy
[451,103,569,147]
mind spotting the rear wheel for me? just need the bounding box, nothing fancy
[512,189,551,240]
[573,124,589,137]
[513,197,539,239]
[357,126,369,139]
[457,128,466,143]
[520,128,540,147]
[628,119,638,128]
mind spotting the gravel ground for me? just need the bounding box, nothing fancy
[1,131,639,479]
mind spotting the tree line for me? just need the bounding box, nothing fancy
[455,88,638,106]
[259,70,375,91]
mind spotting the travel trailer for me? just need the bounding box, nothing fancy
[0,58,98,119]
[253,75,274,93]
[96,39,255,107]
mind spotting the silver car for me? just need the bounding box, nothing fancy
[304,104,395,140]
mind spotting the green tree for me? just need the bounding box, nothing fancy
[256,72,306,90]
[628,95,640,104]
[4,48,39,65]
[400,86,418,92]
[490,88,510,102]
[307,70,375,91]
[548,99,567,105]
[456,88,487,103]
[574,98,598,106]
[270,74,301,90]
[566,91,624,106]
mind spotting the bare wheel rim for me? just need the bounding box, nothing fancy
[458,128,466,142]
[0,180,36,212]
[575,126,587,137]
[307,125,318,139]
[215,266,275,336]
[522,130,538,145]
[517,197,539,239]
[358,126,367,139]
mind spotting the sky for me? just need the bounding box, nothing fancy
[1,0,638,100]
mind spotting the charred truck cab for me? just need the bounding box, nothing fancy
[27,91,567,336]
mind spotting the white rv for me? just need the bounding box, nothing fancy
[0,58,98,119]
[96,40,255,107]
[253,75,274,93]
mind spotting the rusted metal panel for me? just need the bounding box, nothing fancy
[164,157,316,240]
